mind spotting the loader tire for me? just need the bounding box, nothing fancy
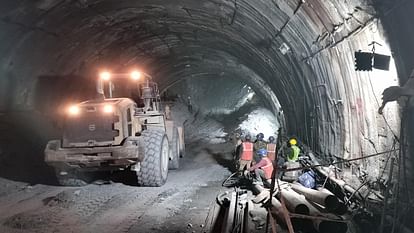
[168,127,180,170]
[137,129,169,187]
[55,170,88,186]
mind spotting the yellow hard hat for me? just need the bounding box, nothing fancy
[289,138,297,145]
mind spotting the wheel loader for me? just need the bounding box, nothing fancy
[44,71,185,186]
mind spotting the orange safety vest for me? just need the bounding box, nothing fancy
[261,157,274,179]
[267,143,276,161]
[240,142,253,160]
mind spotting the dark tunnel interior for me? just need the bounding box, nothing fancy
[0,0,414,232]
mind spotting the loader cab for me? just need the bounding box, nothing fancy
[96,71,161,114]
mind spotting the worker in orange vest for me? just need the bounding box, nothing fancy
[246,149,274,186]
[238,135,254,172]
[266,136,277,161]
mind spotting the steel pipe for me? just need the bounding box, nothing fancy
[307,203,348,233]
[270,197,310,232]
[278,187,310,215]
[290,183,339,212]
[317,187,348,215]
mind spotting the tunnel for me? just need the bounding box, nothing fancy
[0,0,413,232]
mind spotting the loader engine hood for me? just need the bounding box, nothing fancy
[62,98,134,148]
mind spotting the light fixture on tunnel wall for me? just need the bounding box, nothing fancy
[373,53,390,70]
[354,51,373,71]
[354,41,391,71]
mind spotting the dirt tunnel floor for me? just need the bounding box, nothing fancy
[0,142,234,233]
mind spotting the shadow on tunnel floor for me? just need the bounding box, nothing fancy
[204,143,237,173]
[0,113,59,185]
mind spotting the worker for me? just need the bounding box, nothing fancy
[266,136,277,161]
[187,96,193,113]
[254,133,266,150]
[233,133,242,155]
[254,133,267,162]
[238,135,254,172]
[165,104,171,120]
[286,138,300,162]
[246,148,274,186]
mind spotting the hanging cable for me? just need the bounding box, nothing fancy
[366,43,400,142]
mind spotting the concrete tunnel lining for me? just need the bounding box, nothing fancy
[0,0,403,187]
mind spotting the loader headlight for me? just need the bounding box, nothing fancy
[103,105,114,113]
[100,71,111,81]
[130,70,141,80]
[68,105,80,116]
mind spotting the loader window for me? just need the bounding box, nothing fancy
[104,79,140,99]
[127,108,132,136]
[127,124,132,136]
[127,109,131,122]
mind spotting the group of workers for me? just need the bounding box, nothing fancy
[235,132,301,186]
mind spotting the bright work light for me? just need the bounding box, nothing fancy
[103,105,113,113]
[130,70,141,80]
[68,105,80,115]
[100,71,111,81]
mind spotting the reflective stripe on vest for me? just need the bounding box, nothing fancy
[267,143,276,157]
[261,157,274,179]
[241,142,253,160]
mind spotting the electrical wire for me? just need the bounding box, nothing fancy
[222,172,239,187]
[345,180,369,206]
[281,149,399,173]
[391,138,403,233]
[367,75,400,142]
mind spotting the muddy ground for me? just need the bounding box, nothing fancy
[0,141,241,233]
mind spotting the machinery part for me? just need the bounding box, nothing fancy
[222,191,237,233]
[55,169,89,186]
[222,172,240,187]
[216,192,231,207]
[45,71,182,187]
[45,137,143,171]
[282,161,301,182]
[168,127,180,170]
[136,129,169,187]
[219,189,249,233]
[290,183,339,212]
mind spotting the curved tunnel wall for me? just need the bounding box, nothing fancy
[376,0,414,201]
[0,1,400,180]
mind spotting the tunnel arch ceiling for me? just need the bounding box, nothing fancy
[0,0,400,172]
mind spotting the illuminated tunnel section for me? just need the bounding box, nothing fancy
[0,0,412,189]
[165,76,280,142]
